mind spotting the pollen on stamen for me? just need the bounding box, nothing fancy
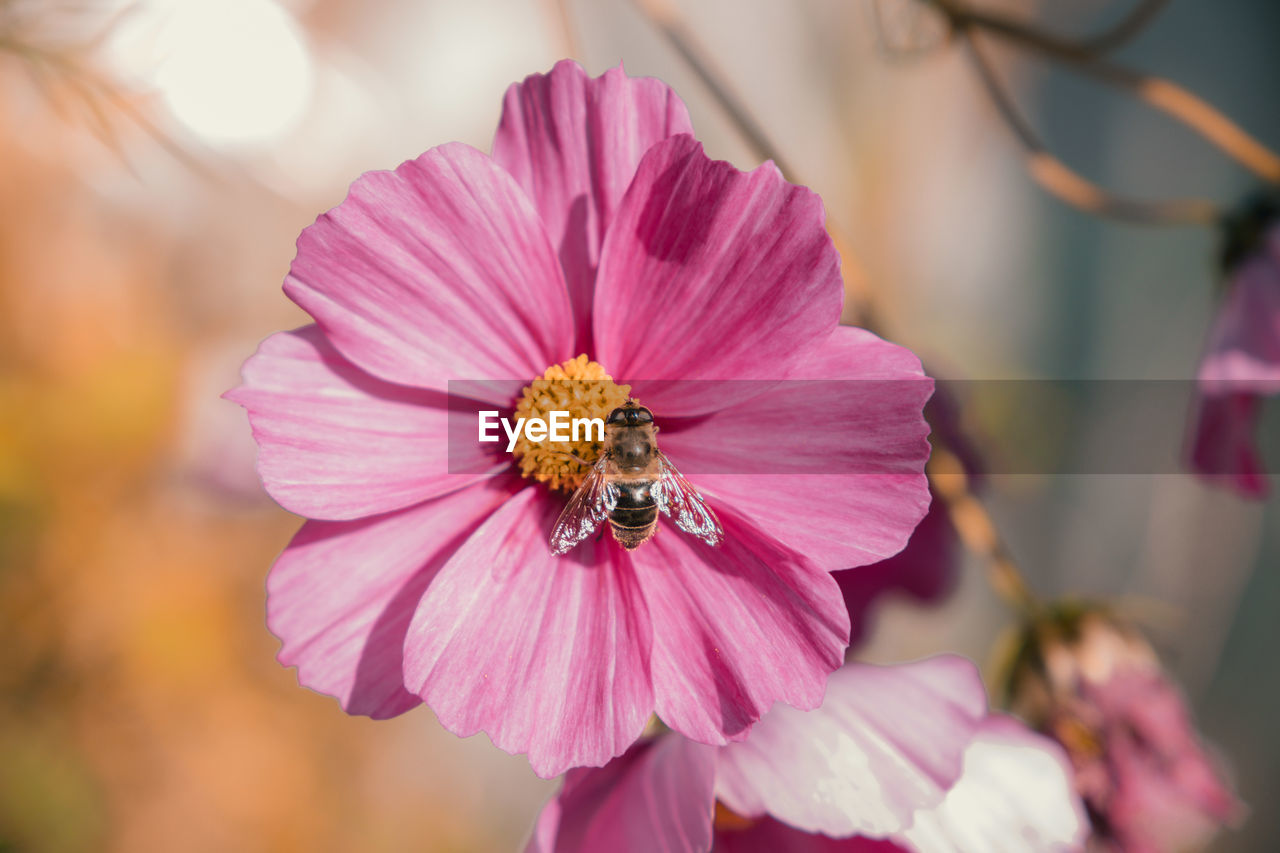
[512,354,632,491]
[713,801,758,833]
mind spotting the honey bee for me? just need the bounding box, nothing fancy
[549,400,723,554]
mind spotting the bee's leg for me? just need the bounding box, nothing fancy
[550,450,591,467]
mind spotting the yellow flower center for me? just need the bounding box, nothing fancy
[713,801,758,832]
[511,355,631,491]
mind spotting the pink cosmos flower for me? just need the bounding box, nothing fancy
[1008,610,1243,853]
[227,60,933,778]
[526,656,1087,853]
[1188,219,1280,498]
[837,494,956,648]
[837,387,977,647]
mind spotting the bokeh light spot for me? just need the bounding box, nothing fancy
[110,0,314,148]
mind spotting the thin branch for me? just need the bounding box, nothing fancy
[631,0,1046,612]
[1092,66,1280,184]
[1073,0,1170,56]
[938,0,1280,184]
[929,448,1041,616]
[870,0,948,64]
[0,34,212,178]
[874,0,1167,64]
[545,0,580,61]
[960,31,1218,225]
[938,0,1171,57]
[629,0,795,180]
[932,0,1136,61]
[629,0,884,323]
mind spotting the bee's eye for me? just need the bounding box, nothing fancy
[634,407,653,424]
[606,407,628,425]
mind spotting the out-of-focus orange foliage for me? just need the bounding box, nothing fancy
[0,43,547,851]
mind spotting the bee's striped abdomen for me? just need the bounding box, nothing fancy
[609,479,657,550]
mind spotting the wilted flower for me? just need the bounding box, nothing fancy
[1188,194,1280,498]
[528,656,1086,853]
[227,60,933,777]
[1006,607,1243,852]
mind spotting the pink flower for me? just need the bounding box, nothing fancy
[1008,610,1243,852]
[837,493,956,648]
[837,387,977,647]
[1188,217,1280,498]
[526,657,1087,853]
[227,61,932,777]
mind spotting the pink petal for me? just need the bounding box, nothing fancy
[1187,392,1268,498]
[526,735,717,853]
[226,325,504,520]
[1088,667,1244,835]
[714,819,904,853]
[526,794,564,853]
[714,657,988,838]
[492,60,694,348]
[402,487,654,778]
[633,515,849,746]
[837,488,958,648]
[1107,733,1240,853]
[1198,236,1280,391]
[593,135,843,416]
[1187,231,1280,498]
[284,142,574,401]
[267,477,521,718]
[657,325,933,571]
[896,716,1088,853]
[1106,752,1226,853]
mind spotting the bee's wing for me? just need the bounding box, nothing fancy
[654,451,723,547]
[549,456,617,555]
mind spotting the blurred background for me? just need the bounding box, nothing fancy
[1,0,1276,850]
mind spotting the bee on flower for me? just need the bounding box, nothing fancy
[228,60,934,777]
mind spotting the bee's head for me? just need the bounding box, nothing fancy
[606,400,653,426]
